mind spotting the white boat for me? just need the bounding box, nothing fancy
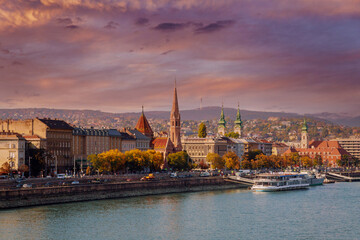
[251,173,310,192]
[301,171,324,186]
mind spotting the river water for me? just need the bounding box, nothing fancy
[1,182,359,240]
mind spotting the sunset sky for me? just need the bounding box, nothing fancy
[0,0,359,115]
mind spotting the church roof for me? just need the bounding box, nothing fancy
[152,137,168,149]
[135,107,153,136]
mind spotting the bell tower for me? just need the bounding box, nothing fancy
[170,81,182,151]
[234,103,242,138]
[301,118,309,149]
[218,104,226,136]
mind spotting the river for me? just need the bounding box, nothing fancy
[1,182,359,240]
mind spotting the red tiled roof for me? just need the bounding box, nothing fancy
[135,112,153,137]
[309,140,340,149]
[152,137,168,149]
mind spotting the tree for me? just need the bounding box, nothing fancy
[198,160,209,169]
[145,150,164,171]
[289,152,300,167]
[18,164,29,176]
[125,149,148,172]
[300,156,313,168]
[313,155,323,167]
[98,149,126,173]
[223,151,240,170]
[241,159,252,169]
[246,149,263,161]
[207,153,224,169]
[198,122,207,138]
[167,151,191,171]
[225,132,240,139]
[28,148,46,177]
[0,162,11,175]
[86,166,91,175]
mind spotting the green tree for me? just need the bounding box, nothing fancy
[167,151,191,171]
[207,153,224,169]
[198,122,207,138]
[223,151,240,170]
[225,132,240,138]
[246,149,263,161]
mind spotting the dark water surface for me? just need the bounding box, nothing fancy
[1,182,359,240]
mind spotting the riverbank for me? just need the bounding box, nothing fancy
[0,177,248,209]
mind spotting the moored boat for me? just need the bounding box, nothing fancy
[251,173,310,192]
[301,171,325,186]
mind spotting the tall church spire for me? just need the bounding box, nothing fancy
[234,102,242,137]
[170,81,182,151]
[218,104,226,136]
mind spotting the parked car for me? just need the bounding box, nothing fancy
[200,172,210,177]
[57,174,66,179]
[71,181,80,185]
[22,184,32,188]
[170,172,178,178]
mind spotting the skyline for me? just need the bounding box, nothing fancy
[0,1,360,115]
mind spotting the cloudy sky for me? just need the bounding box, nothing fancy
[0,0,359,115]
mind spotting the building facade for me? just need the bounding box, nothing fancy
[0,118,73,173]
[335,137,360,160]
[0,132,26,170]
[181,137,228,165]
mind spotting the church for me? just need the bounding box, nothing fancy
[134,83,182,166]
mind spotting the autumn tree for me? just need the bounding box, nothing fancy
[223,151,240,170]
[240,159,252,169]
[0,162,11,174]
[125,149,148,172]
[145,150,164,171]
[198,160,209,169]
[300,156,313,168]
[207,153,224,169]
[198,122,207,138]
[98,149,126,173]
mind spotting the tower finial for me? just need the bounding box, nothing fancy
[142,105,144,114]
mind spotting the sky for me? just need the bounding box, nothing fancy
[0,0,359,115]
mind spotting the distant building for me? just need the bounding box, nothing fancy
[123,128,151,151]
[334,137,360,160]
[0,131,26,170]
[272,142,289,156]
[0,118,73,173]
[284,140,351,167]
[181,137,228,165]
[256,139,273,156]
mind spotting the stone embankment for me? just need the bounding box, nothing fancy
[0,177,247,209]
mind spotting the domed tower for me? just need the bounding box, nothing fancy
[234,103,242,138]
[170,82,182,151]
[218,105,226,136]
[301,118,309,149]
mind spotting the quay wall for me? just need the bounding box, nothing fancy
[0,177,247,209]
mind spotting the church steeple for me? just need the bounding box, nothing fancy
[218,104,226,136]
[234,103,242,137]
[301,118,308,149]
[170,81,182,151]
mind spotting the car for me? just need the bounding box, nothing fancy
[22,184,32,188]
[71,181,80,185]
[200,172,211,177]
[170,172,178,178]
[57,174,66,179]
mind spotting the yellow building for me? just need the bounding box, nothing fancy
[0,131,26,171]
